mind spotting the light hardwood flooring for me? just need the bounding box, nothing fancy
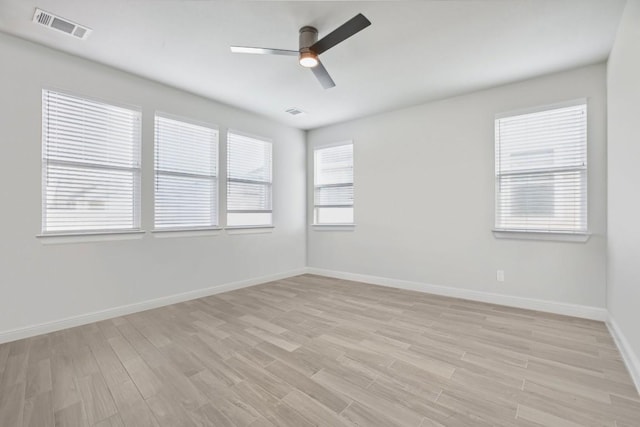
[0,274,639,426]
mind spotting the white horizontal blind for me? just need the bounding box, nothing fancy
[495,102,587,233]
[42,90,141,233]
[314,143,354,224]
[227,132,272,226]
[154,115,218,229]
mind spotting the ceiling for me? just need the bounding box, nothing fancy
[0,0,627,130]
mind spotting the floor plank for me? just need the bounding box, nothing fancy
[0,274,638,426]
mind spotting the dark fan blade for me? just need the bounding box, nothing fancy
[230,46,298,56]
[310,13,371,55]
[311,60,336,89]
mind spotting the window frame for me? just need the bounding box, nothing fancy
[153,112,220,232]
[40,88,142,236]
[493,99,589,241]
[313,141,355,227]
[226,130,274,228]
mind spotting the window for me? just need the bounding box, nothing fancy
[42,90,141,234]
[495,101,587,233]
[226,132,272,227]
[154,114,218,229]
[314,143,354,224]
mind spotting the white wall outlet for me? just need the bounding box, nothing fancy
[497,270,505,282]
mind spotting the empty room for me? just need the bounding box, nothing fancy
[1,0,639,426]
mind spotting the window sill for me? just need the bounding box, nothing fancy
[37,230,146,244]
[226,226,274,235]
[151,227,222,238]
[312,223,357,231]
[492,229,591,243]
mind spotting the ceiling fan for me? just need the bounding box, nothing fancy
[230,14,371,89]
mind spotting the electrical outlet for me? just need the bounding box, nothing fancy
[497,270,505,282]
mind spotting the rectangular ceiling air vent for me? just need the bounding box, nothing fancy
[285,108,305,116]
[32,8,92,40]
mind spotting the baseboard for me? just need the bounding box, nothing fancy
[606,315,640,395]
[0,266,609,343]
[0,268,306,345]
[305,267,608,321]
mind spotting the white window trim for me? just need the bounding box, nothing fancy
[492,229,591,243]
[494,98,588,239]
[156,111,219,131]
[154,111,220,230]
[313,140,355,226]
[43,86,142,113]
[226,130,274,227]
[495,98,587,120]
[151,227,222,238]
[226,225,275,235]
[311,223,356,231]
[314,140,354,149]
[36,230,145,244]
[41,88,142,236]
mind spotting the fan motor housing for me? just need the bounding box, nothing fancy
[299,26,318,52]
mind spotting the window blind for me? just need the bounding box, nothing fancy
[154,115,218,229]
[42,90,141,233]
[314,143,354,224]
[227,132,272,226]
[495,102,587,233]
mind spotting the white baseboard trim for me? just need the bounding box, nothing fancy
[606,315,640,395]
[0,268,306,345]
[305,267,608,321]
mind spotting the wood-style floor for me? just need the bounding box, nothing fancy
[0,274,639,427]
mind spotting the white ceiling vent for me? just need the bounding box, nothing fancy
[32,8,92,40]
[285,108,305,116]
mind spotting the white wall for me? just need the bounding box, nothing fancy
[307,64,607,311]
[607,0,640,382]
[0,27,615,343]
[0,33,306,340]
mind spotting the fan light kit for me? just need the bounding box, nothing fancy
[299,51,319,68]
[230,13,371,89]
